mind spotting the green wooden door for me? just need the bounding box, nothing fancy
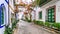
[47,8,55,22]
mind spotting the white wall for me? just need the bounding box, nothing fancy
[39,0,59,22]
[34,0,60,22]
[0,0,8,34]
[56,1,60,22]
[9,0,15,28]
[41,0,57,22]
[33,7,40,20]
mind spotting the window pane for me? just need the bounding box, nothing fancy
[47,7,55,22]
[39,11,42,19]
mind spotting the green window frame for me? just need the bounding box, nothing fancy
[1,6,4,24]
[0,4,5,28]
[39,11,42,19]
[46,7,55,22]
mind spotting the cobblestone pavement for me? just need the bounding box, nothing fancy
[14,20,57,34]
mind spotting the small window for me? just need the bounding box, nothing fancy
[0,4,5,28]
[39,11,42,19]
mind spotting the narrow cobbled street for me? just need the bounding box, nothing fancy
[14,20,57,34]
[0,0,60,34]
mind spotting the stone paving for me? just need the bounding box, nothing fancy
[14,20,57,34]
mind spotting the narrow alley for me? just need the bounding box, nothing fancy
[14,20,57,34]
[0,0,60,34]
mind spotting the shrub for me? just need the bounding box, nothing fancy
[56,23,60,30]
[52,23,57,28]
[40,21,44,26]
[4,26,13,34]
[12,19,19,29]
[52,23,60,30]
[34,20,39,25]
[45,22,51,27]
[33,20,60,31]
[4,19,19,34]
[27,20,31,22]
[58,23,60,30]
[34,20,44,26]
[38,21,44,26]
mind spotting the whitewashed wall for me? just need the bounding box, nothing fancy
[39,0,60,22]
[33,0,60,23]
[0,0,8,34]
[56,1,60,23]
[40,0,57,22]
[9,0,14,28]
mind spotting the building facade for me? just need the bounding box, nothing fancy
[9,0,15,28]
[34,0,60,23]
[0,0,8,34]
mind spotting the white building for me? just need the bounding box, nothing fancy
[9,0,15,28]
[0,0,8,34]
[33,0,60,23]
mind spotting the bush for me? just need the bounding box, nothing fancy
[34,20,44,26]
[58,23,60,30]
[34,20,39,24]
[4,26,13,34]
[33,20,60,31]
[4,19,19,34]
[39,21,44,26]
[45,22,51,27]
[12,20,19,29]
[52,23,60,30]
[12,21,16,29]
[27,20,31,22]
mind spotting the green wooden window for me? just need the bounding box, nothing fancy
[39,11,42,19]
[47,8,55,22]
[0,4,5,28]
[2,7,4,24]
